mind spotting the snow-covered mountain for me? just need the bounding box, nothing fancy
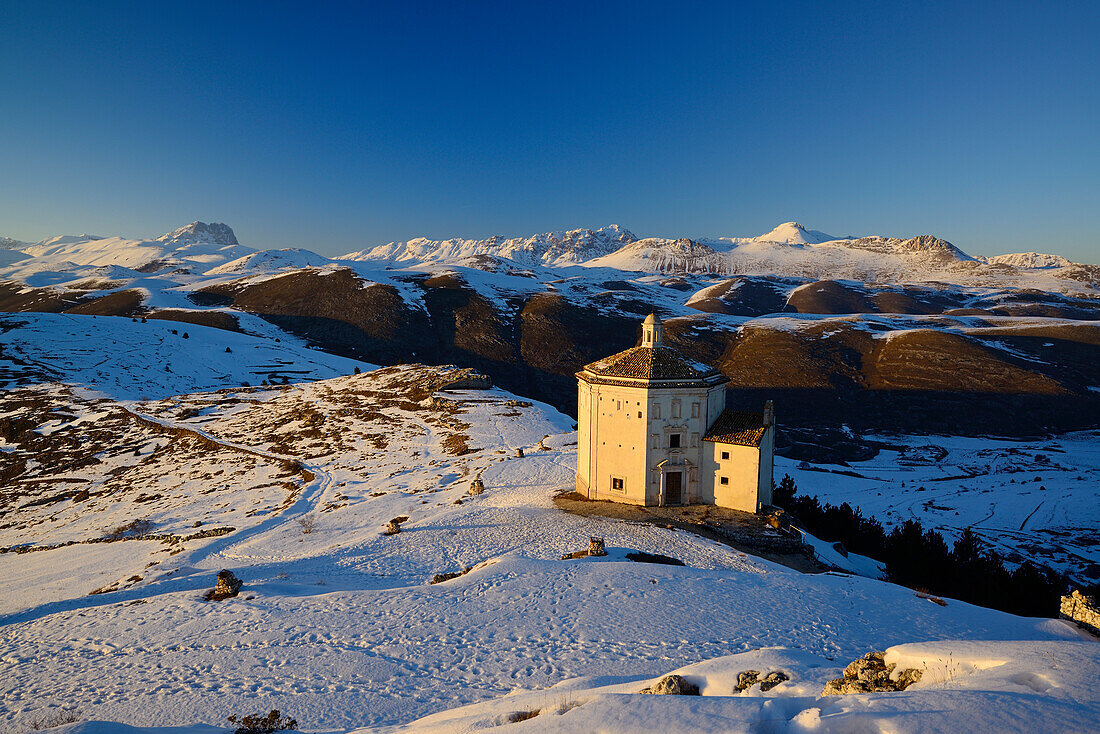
[15,222,256,276]
[334,221,1094,292]
[0,235,29,250]
[753,220,838,244]
[342,224,637,267]
[985,251,1077,269]
[4,220,1096,294]
[156,220,240,247]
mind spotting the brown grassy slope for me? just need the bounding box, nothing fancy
[710,321,871,391]
[144,309,241,332]
[0,282,84,312]
[684,277,793,316]
[201,268,431,364]
[865,330,1069,394]
[63,289,146,316]
[786,281,874,314]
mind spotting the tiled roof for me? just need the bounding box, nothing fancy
[704,410,767,447]
[582,345,721,381]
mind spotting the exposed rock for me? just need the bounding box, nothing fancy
[430,566,473,585]
[822,651,922,695]
[156,221,239,247]
[759,671,789,691]
[205,569,243,600]
[734,669,789,692]
[382,521,401,536]
[734,670,760,692]
[588,536,607,557]
[468,478,485,496]
[640,674,699,696]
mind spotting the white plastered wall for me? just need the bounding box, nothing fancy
[703,441,762,512]
[584,381,651,505]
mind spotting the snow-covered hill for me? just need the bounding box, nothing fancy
[1,359,1095,733]
[0,311,368,399]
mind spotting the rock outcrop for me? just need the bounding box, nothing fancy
[821,651,922,695]
[205,569,243,601]
[640,674,699,695]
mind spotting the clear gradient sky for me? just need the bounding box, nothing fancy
[2,1,1098,260]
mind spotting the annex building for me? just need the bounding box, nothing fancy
[575,313,774,512]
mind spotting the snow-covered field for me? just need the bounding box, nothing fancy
[0,312,367,400]
[2,327,1098,732]
[781,434,1100,579]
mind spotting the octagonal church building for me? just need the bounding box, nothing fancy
[576,313,774,512]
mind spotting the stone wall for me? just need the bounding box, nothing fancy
[1060,589,1100,636]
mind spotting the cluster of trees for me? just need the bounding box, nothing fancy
[773,475,1078,618]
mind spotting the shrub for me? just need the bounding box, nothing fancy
[227,710,297,734]
[105,518,155,539]
[28,710,80,730]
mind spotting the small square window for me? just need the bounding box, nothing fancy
[611,477,625,491]
[721,451,729,460]
[669,434,681,449]
[720,476,729,485]
[638,411,642,419]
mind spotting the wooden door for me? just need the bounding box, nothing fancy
[666,472,682,505]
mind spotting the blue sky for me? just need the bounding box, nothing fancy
[1,1,1097,260]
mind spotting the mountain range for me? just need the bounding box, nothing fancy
[1,219,1099,442]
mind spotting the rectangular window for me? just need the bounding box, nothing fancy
[691,432,699,447]
[722,451,729,460]
[691,402,700,418]
[720,476,729,485]
[652,403,661,419]
[637,411,642,419]
[669,434,681,449]
[611,477,625,491]
[672,400,681,418]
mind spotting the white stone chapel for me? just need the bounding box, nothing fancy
[575,314,774,512]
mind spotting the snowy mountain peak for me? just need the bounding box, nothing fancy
[0,235,29,251]
[156,221,239,247]
[987,252,1076,269]
[596,224,636,241]
[755,222,836,245]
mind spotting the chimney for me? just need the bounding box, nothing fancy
[763,400,775,427]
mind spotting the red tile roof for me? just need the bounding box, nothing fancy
[703,410,767,447]
[582,345,721,382]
